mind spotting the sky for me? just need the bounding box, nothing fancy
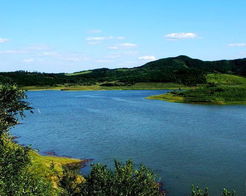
[0,0,246,73]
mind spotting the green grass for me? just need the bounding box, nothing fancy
[29,150,85,189]
[147,93,185,103]
[148,74,246,105]
[175,86,246,104]
[65,70,92,76]
[207,73,246,86]
[4,138,85,190]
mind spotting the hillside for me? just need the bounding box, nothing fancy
[148,73,246,104]
[0,56,246,87]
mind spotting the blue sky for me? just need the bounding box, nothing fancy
[0,0,246,73]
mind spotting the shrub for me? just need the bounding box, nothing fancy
[79,160,165,196]
[0,84,55,195]
[190,185,236,196]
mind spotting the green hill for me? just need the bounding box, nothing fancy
[0,56,246,87]
[148,73,246,105]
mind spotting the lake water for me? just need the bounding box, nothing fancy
[11,90,246,196]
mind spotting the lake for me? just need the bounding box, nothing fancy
[11,90,246,196]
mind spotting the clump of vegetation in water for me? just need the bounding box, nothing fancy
[190,185,235,196]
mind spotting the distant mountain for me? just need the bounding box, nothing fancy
[0,56,246,86]
[140,55,246,75]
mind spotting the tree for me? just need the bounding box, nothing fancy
[0,84,55,195]
[78,160,165,196]
[0,84,31,134]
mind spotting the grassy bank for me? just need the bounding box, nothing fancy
[7,138,85,191]
[29,150,85,189]
[147,74,246,105]
[21,82,188,91]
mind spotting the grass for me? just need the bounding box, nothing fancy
[29,150,85,189]
[207,73,246,85]
[21,82,188,91]
[65,70,92,76]
[147,74,246,105]
[4,137,85,191]
[147,92,185,103]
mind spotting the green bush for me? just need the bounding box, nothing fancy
[79,160,164,196]
[60,160,165,196]
[0,84,55,195]
[190,185,236,196]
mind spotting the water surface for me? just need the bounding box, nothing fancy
[12,90,246,196]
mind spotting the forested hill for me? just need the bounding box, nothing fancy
[0,55,246,86]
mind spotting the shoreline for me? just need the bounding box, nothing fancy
[20,82,189,91]
[147,91,246,105]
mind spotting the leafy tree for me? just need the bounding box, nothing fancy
[0,84,31,133]
[0,84,55,195]
[79,160,165,196]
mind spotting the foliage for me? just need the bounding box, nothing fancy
[59,165,85,195]
[0,84,55,195]
[1,56,246,87]
[0,134,54,196]
[191,185,209,196]
[222,188,236,196]
[0,84,31,133]
[148,73,246,104]
[207,73,246,86]
[190,185,235,196]
[78,160,165,196]
[173,68,206,86]
[178,85,246,104]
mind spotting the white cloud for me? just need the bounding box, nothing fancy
[86,36,114,41]
[86,36,125,43]
[107,42,137,50]
[23,58,34,63]
[165,33,198,40]
[120,43,137,48]
[228,43,246,47]
[0,38,9,43]
[138,56,157,61]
